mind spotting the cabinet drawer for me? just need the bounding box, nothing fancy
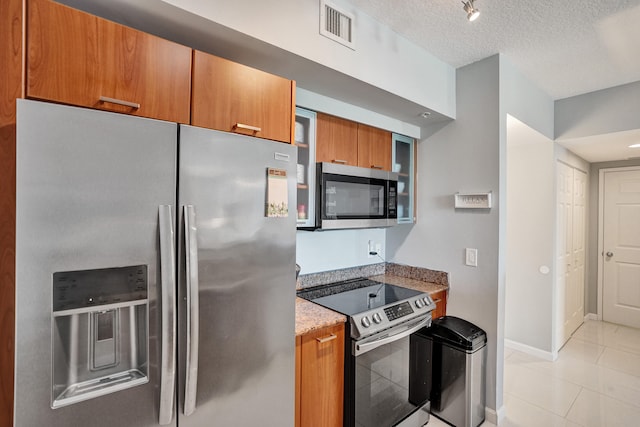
[26,0,192,123]
[191,51,294,143]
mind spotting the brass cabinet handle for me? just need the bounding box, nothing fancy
[233,123,262,133]
[316,333,337,344]
[332,159,348,164]
[99,96,140,109]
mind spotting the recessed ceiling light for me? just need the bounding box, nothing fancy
[629,143,640,148]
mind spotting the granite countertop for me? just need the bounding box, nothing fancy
[295,297,346,336]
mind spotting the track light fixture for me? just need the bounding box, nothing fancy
[462,0,480,22]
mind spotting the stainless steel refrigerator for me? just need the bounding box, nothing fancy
[15,99,297,426]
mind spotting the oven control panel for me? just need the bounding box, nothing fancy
[384,302,414,320]
[350,293,436,339]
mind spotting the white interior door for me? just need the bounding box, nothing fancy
[602,169,640,328]
[556,162,586,348]
[567,169,586,336]
[556,162,573,347]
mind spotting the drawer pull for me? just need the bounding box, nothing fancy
[99,96,140,109]
[316,333,337,344]
[332,159,348,164]
[371,165,383,169]
[233,123,262,133]
[433,299,442,304]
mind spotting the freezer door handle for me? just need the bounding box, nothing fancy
[184,205,200,416]
[158,205,177,425]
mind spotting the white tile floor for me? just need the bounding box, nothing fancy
[427,320,640,427]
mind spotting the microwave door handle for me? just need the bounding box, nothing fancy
[354,316,431,357]
[158,205,177,425]
[184,205,200,416]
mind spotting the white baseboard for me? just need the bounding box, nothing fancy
[485,405,506,425]
[505,339,558,361]
[584,312,600,321]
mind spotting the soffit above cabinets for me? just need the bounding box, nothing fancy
[57,0,454,132]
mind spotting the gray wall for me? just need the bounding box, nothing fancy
[505,118,555,353]
[387,55,503,412]
[555,80,640,139]
[500,57,557,355]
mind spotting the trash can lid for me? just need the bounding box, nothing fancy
[428,316,486,351]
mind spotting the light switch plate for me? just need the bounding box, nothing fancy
[465,248,478,267]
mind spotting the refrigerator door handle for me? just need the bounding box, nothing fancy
[184,205,200,416]
[158,205,177,425]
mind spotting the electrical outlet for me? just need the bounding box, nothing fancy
[368,240,374,258]
[375,243,382,256]
[465,248,478,267]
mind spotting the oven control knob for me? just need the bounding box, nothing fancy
[361,316,371,328]
[372,313,382,324]
[423,297,431,305]
[415,299,424,309]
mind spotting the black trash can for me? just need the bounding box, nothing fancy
[427,316,486,427]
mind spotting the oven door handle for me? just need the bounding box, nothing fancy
[354,316,431,356]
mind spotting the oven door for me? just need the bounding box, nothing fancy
[352,317,432,427]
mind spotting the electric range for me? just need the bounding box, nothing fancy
[298,277,436,427]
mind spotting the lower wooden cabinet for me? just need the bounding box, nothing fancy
[431,289,448,319]
[295,323,345,427]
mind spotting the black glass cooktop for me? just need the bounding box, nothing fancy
[298,278,423,316]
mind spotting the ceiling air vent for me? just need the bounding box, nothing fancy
[320,0,355,50]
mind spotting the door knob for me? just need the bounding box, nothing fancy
[606,252,614,257]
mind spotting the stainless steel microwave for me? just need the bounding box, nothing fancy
[314,162,398,230]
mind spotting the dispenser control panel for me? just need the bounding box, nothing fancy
[53,265,147,312]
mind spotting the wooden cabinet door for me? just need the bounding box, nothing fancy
[191,51,294,143]
[295,336,302,427]
[431,290,448,319]
[357,124,391,171]
[299,323,344,427]
[316,113,358,166]
[26,0,192,123]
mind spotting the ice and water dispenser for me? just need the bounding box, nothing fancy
[51,265,149,408]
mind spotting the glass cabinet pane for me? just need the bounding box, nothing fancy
[392,133,415,224]
[295,107,316,228]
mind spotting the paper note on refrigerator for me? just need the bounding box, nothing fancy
[266,168,288,217]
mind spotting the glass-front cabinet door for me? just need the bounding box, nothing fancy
[392,133,415,224]
[295,107,316,228]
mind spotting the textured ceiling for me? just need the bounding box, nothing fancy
[347,0,640,101]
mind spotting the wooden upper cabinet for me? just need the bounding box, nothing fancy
[316,113,358,166]
[26,0,192,123]
[191,51,295,143]
[357,124,392,171]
